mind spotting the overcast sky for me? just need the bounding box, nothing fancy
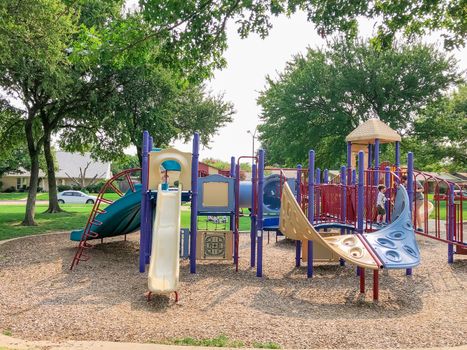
[171,13,467,161]
[125,2,467,161]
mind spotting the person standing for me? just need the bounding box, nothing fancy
[401,175,425,231]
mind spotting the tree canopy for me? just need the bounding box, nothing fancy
[139,0,467,61]
[257,38,461,169]
[404,85,467,171]
[0,0,234,224]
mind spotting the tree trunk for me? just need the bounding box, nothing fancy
[136,145,142,166]
[22,118,41,226]
[43,130,62,213]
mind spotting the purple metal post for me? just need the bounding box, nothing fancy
[250,163,257,267]
[357,151,364,233]
[146,136,154,264]
[230,156,235,232]
[315,168,321,221]
[406,152,414,276]
[448,183,454,263]
[295,164,302,267]
[230,156,235,177]
[340,166,347,266]
[256,149,265,277]
[395,141,400,168]
[139,131,149,272]
[374,138,380,185]
[368,144,372,169]
[307,150,315,278]
[323,169,329,184]
[347,141,352,184]
[352,169,356,185]
[190,133,199,274]
[234,163,240,267]
[384,166,390,223]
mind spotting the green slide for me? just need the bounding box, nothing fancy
[70,184,142,241]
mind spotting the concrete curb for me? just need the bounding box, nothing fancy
[1,335,466,350]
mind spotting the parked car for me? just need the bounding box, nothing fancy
[433,189,467,201]
[57,190,97,204]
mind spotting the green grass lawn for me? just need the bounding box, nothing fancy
[426,194,466,220]
[160,335,281,349]
[0,203,252,241]
[0,204,91,241]
[0,193,30,200]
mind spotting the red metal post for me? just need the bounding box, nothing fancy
[373,270,379,301]
[359,268,365,293]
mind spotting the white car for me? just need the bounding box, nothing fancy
[57,190,97,204]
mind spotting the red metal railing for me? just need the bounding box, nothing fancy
[70,168,141,270]
[272,165,465,253]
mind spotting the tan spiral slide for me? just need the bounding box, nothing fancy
[279,182,381,270]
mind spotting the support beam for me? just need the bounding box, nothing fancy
[307,150,315,278]
[340,166,346,267]
[360,268,365,293]
[385,166,390,223]
[373,270,379,301]
[190,133,199,274]
[230,157,235,232]
[256,149,265,277]
[250,163,257,267]
[374,138,380,185]
[347,141,352,184]
[295,164,302,267]
[139,131,149,273]
[395,141,400,168]
[406,152,414,276]
[357,151,365,233]
[448,183,455,263]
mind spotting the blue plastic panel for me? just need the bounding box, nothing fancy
[197,174,235,213]
[238,174,296,215]
[263,175,296,215]
[151,148,182,171]
[263,216,279,230]
[363,185,420,269]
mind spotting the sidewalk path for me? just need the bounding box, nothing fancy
[0,200,48,205]
[1,335,466,350]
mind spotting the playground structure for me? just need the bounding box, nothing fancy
[70,119,466,302]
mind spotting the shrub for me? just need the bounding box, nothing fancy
[37,186,43,192]
[71,185,82,191]
[86,181,112,193]
[4,186,16,193]
[57,185,71,192]
[0,181,3,191]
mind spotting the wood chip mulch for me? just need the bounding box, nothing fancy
[0,231,465,349]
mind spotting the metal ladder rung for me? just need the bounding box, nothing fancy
[85,230,99,239]
[98,197,113,205]
[90,220,103,226]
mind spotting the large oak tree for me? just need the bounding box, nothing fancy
[257,38,461,168]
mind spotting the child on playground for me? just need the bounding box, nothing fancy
[376,185,387,225]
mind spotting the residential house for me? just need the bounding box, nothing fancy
[1,152,111,192]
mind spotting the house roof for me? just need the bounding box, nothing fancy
[2,167,46,178]
[55,152,111,179]
[346,119,401,144]
[420,172,464,183]
[3,152,111,179]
